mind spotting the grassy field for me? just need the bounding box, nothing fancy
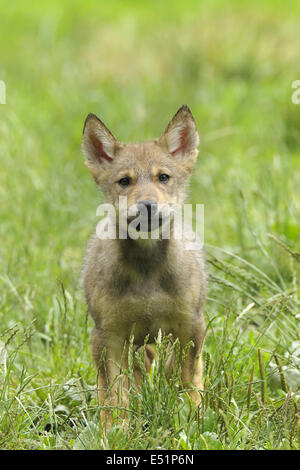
[0,0,300,450]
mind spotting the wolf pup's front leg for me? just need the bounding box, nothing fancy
[181,314,206,405]
[91,327,154,423]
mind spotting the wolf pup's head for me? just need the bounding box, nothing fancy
[82,105,199,236]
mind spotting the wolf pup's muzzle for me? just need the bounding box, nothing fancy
[127,199,164,232]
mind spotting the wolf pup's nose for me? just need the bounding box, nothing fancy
[137,200,158,218]
[137,200,158,232]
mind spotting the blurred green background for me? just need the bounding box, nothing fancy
[0,0,299,449]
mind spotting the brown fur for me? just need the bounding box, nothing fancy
[81,105,207,423]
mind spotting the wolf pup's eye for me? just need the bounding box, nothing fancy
[118,177,131,187]
[159,173,169,183]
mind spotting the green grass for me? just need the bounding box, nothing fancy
[0,0,300,450]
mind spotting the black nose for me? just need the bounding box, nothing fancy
[137,200,158,217]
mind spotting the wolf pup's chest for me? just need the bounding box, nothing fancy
[100,268,188,333]
[101,279,189,343]
[109,265,179,297]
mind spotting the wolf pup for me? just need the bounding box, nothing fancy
[81,105,206,420]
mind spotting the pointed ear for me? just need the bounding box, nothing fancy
[82,114,119,174]
[160,105,199,157]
